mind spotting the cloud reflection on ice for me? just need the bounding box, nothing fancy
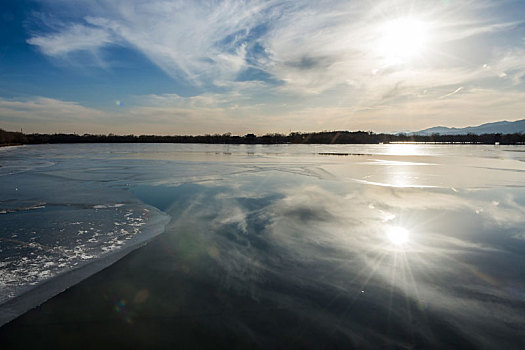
[135,159,525,347]
[1,144,524,347]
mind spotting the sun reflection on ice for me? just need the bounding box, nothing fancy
[385,143,420,156]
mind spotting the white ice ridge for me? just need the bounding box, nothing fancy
[92,203,125,209]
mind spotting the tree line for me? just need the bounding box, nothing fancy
[1,128,524,145]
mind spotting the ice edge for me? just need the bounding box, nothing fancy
[0,206,171,327]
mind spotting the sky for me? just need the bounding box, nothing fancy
[0,0,524,135]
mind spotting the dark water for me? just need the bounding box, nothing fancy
[1,144,525,348]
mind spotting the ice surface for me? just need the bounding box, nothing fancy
[1,143,525,347]
[0,145,172,324]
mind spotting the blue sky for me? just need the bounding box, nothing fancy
[1,0,524,135]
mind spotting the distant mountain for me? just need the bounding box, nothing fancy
[414,119,525,135]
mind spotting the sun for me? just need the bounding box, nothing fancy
[376,17,429,64]
[386,226,409,246]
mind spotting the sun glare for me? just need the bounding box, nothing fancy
[386,226,409,246]
[376,18,428,64]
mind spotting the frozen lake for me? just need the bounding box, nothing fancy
[1,143,525,348]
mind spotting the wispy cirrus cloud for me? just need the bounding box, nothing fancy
[28,1,523,92]
[27,24,114,56]
[11,0,525,132]
[30,0,279,86]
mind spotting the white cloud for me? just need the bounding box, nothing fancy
[355,88,525,131]
[15,1,525,132]
[0,95,266,135]
[28,1,523,92]
[0,97,110,133]
[30,0,277,85]
[0,97,103,121]
[27,24,114,56]
[2,81,524,136]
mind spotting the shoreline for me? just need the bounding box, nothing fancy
[3,127,525,145]
[4,141,525,145]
